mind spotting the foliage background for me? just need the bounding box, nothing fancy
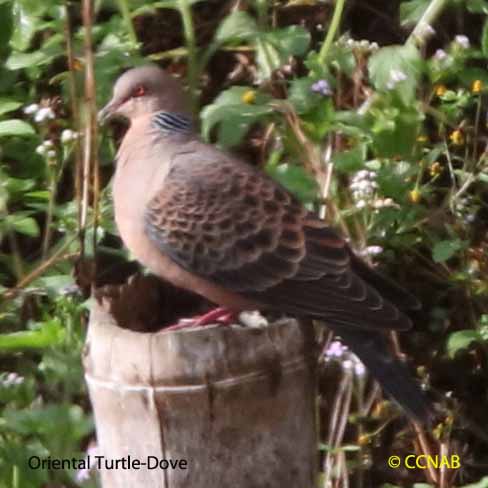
[0,0,488,486]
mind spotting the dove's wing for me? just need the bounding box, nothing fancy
[144,145,418,331]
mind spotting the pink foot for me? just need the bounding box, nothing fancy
[164,307,238,331]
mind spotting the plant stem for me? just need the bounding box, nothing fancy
[407,0,449,46]
[318,0,346,65]
[41,168,57,259]
[2,237,78,301]
[116,0,138,46]
[82,0,100,273]
[255,0,268,30]
[177,0,198,113]
[64,2,85,257]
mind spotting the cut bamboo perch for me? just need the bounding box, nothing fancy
[83,277,318,488]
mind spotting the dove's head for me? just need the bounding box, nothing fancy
[99,65,190,123]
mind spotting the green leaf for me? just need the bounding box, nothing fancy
[214,10,258,43]
[288,77,321,113]
[369,106,422,158]
[266,163,318,203]
[5,50,50,69]
[9,215,39,236]
[368,44,422,105]
[200,87,273,147]
[302,98,335,139]
[459,67,488,87]
[333,145,366,173]
[0,119,35,137]
[467,0,488,13]
[460,477,488,488]
[265,25,310,57]
[5,176,35,194]
[432,239,465,263]
[0,98,22,116]
[329,44,357,78]
[256,26,310,79]
[10,0,45,52]
[32,275,74,296]
[4,404,92,443]
[447,330,482,358]
[0,2,13,60]
[0,320,65,351]
[399,0,430,26]
[482,17,488,57]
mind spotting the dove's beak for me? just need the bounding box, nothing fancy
[98,99,119,125]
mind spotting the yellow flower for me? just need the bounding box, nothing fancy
[429,162,442,177]
[409,189,421,204]
[241,90,256,104]
[435,84,447,97]
[358,434,370,446]
[472,79,483,94]
[417,135,428,143]
[72,58,83,71]
[449,129,464,145]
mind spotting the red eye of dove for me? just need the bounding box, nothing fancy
[133,85,146,97]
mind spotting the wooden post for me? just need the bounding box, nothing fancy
[83,297,317,487]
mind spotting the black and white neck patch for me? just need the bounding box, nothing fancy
[151,111,193,135]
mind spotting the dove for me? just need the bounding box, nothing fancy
[99,65,431,423]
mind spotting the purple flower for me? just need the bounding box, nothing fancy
[434,49,448,61]
[311,79,333,96]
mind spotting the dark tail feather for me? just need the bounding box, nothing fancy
[331,326,432,424]
[349,252,421,311]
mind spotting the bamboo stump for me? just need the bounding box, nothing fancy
[83,279,317,488]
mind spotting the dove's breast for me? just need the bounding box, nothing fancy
[112,123,259,311]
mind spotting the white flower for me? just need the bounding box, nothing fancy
[325,341,348,359]
[36,140,55,157]
[364,245,383,256]
[355,170,370,180]
[61,129,78,143]
[370,42,379,52]
[2,372,24,387]
[455,35,470,49]
[36,145,47,156]
[34,107,55,123]
[350,170,378,206]
[373,198,396,209]
[76,444,99,483]
[343,359,354,370]
[47,150,56,159]
[386,69,408,89]
[23,103,39,115]
[357,180,371,191]
[354,362,366,377]
[418,22,435,37]
[434,49,448,61]
[356,200,367,209]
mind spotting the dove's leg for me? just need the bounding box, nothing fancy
[164,307,237,331]
[192,307,237,326]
